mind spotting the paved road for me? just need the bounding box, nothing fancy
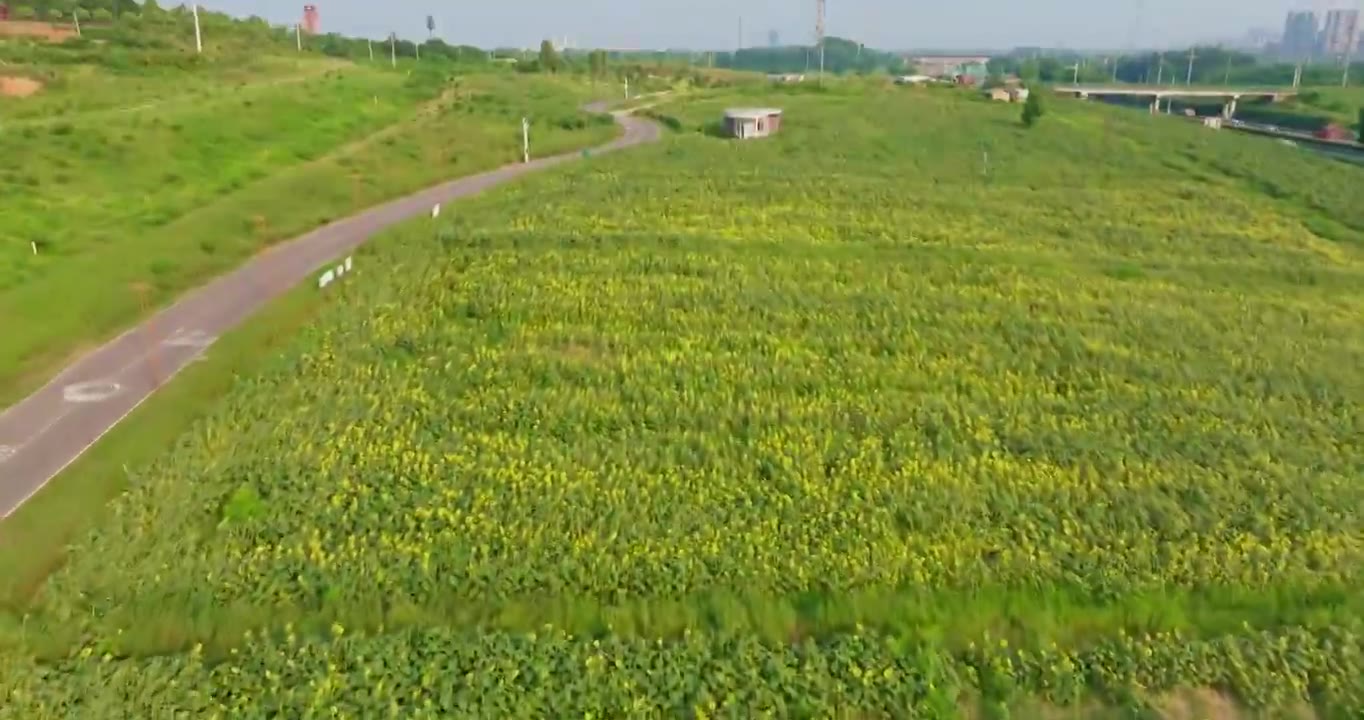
[0,106,659,519]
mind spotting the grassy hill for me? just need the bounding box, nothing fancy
[0,8,621,403]
[3,81,1362,716]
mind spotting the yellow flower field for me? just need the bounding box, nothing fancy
[5,84,1364,716]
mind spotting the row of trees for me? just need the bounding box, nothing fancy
[5,0,147,20]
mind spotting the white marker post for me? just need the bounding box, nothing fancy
[30,241,38,255]
[73,10,82,37]
[431,204,442,219]
[296,23,302,52]
[191,3,202,54]
[522,117,530,163]
[368,39,374,61]
[390,33,397,68]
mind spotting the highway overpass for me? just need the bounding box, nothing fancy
[1054,85,1298,117]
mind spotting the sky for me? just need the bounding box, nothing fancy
[206,0,1334,51]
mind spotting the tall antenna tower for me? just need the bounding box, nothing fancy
[815,0,826,84]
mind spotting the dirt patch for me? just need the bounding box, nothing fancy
[1152,688,1317,720]
[0,21,76,43]
[0,76,43,98]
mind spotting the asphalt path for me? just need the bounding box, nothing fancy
[0,105,659,519]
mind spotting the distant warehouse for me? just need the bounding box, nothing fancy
[723,108,783,140]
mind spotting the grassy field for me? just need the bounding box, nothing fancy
[0,54,618,403]
[3,83,1364,716]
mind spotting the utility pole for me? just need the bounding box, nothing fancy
[368,39,374,61]
[191,3,202,53]
[1156,52,1165,85]
[738,15,743,52]
[1185,47,1196,85]
[296,23,302,52]
[522,117,530,163]
[815,0,826,85]
[1293,62,1303,89]
[1344,54,1352,88]
[390,33,397,68]
[1070,63,1080,84]
[73,9,82,36]
[1224,52,1231,86]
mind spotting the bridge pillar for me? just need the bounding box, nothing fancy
[1150,97,1159,114]
[1222,97,1238,120]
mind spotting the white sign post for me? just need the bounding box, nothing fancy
[191,4,202,54]
[522,117,530,163]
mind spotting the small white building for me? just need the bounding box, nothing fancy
[723,108,783,140]
[894,74,935,85]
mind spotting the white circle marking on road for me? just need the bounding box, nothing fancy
[0,445,15,464]
[62,381,122,404]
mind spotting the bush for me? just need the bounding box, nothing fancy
[1021,91,1044,128]
[74,8,92,20]
[13,6,36,20]
[92,8,113,22]
[46,7,63,20]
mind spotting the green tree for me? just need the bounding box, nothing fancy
[1358,107,1363,139]
[92,7,113,21]
[588,49,609,79]
[538,39,560,73]
[1021,90,1044,128]
[13,5,36,20]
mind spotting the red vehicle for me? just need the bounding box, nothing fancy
[1314,123,1355,142]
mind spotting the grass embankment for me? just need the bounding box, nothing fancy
[0,61,617,404]
[4,84,1364,716]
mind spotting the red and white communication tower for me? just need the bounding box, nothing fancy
[302,4,320,35]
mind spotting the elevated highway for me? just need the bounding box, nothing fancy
[1054,85,1297,118]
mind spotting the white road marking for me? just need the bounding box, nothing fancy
[163,328,217,349]
[0,445,15,464]
[62,381,122,404]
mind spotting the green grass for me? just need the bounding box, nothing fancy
[4,84,1364,716]
[0,61,617,404]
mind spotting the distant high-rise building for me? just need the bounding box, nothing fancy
[1320,8,1359,57]
[768,29,780,47]
[1281,10,1319,59]
[302,4,320,35]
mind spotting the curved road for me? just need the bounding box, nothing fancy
[0,106,659,519]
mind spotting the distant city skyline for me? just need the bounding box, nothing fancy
[205,0,1355,52]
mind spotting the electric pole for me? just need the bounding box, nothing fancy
[1224,52,1231,86]
[191,3,202,54]
[1185,47,1196,85]
[815,0,826,85]
[368,39,374,61]
[738,15,743,52]
[1156,52,1165,85]
[296,23,302,52]
[390,33,397,68]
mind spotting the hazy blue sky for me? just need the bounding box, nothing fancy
[209,0,1315,50]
